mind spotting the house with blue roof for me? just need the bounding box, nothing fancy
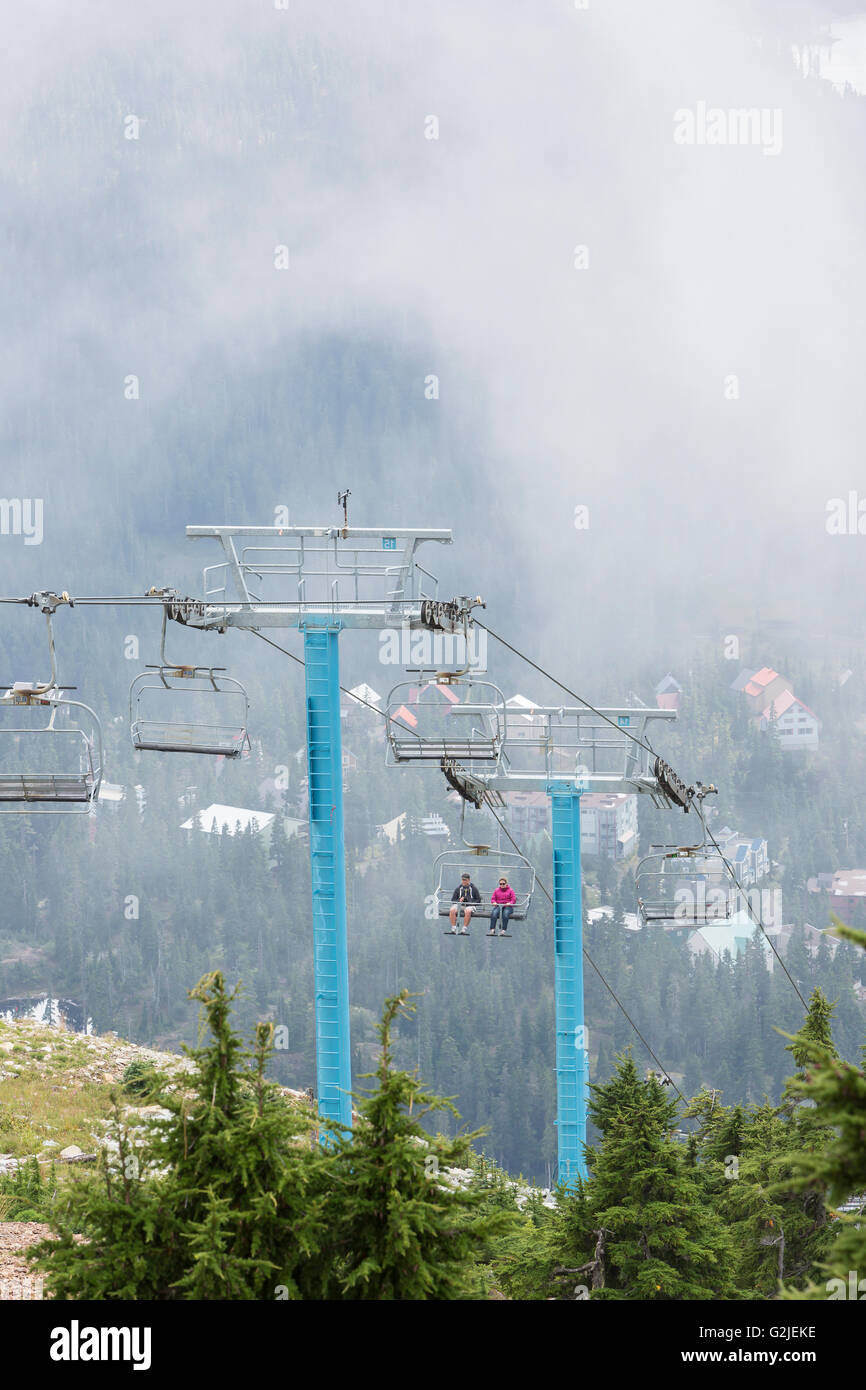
[687,915,774,964]
[713,825,769,886]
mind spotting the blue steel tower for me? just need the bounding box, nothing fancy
[182,522,455,1132]
[302,620,352,1130]
[386,694,678,1184]
[548,782,587,1182]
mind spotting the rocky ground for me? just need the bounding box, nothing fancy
[0,1221,49,1299]
[0,1017,219,1298]
[0,1017,197,1090]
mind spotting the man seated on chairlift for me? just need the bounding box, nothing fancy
[489,876,517,936]
[449,873,481,934]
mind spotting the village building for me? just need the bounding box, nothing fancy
[655,674,682,711]
[504,789,638,859]
[730,666,820,749]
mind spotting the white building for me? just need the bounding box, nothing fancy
[761,691,821,749]
[181,804,274,835]
[378,812,408,845]
[504,693,544,741]
[580,792,638,859]
[417,813,450,838]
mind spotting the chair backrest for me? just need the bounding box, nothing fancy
[636,848,731,925]
[130,670,249,757]
[0,697,102,813]
[385,679,506,765]
[433,851,535,922]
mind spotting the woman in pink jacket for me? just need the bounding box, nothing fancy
[489,877,517,936]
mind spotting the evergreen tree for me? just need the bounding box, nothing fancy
[760,987,838,1289]
[535,1055,737,1300]
[28,972,330,1299]
[780,925,866,1299]
[701,1098,795,1297]
[783,985,837,1074]
[685,989,839,1296]
[325,990,514,1300]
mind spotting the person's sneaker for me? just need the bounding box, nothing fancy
[487,927,495,936]
[448,926,457,934]
[460,928,469,935]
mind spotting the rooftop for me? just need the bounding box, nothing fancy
[505,790,549,808]
[655,674,682,695]
[761,691,820,723]
[691,919,773,961]
[180,804,275,835]
[831,869,866,898]
[344,683,382,708]
[749,666,781,690]
[506,694,545,725]
[580,792,635,809]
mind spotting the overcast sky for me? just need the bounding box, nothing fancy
[0,0,864,692]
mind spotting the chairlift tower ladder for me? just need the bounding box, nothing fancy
[302,620,351,1130]
[548,783,586,1187]
[179,522,456,1134]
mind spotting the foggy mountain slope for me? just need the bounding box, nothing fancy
[0,1,864,672]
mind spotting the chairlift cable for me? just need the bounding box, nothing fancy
[248,628,388,719]
[695,803,807,1008]
[251,626,683,1090]
[477,621,658,758]
[0,596,177,606]
[1,601,808,1026]
[480,621,810,1012]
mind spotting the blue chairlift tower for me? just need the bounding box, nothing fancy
[176,520,461,1133]
[386,681,681,1184]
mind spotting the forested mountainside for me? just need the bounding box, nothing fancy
[1,648,864,1182]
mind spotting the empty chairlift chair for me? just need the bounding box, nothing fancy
[129,606,250,757]
[385,677,506,766]
[130,668,250,756]
[0,603,103,813]
[636,845,732,926]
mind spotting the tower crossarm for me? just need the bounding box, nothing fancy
[452,706,680,798]
[183,525,453,629]
[480,706,678,795]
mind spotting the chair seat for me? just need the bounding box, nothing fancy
[438,899,528,922]
[0,773,93,802]
[132,722,246,757]
[391,739,499,760]
[640,900,730,922]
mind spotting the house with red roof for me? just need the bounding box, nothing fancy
[730,667,820,749]
[758,690,820,748]
[655,674,682,711]
[741,667,792,716]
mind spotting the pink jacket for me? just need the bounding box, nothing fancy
[491,885,516,905]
